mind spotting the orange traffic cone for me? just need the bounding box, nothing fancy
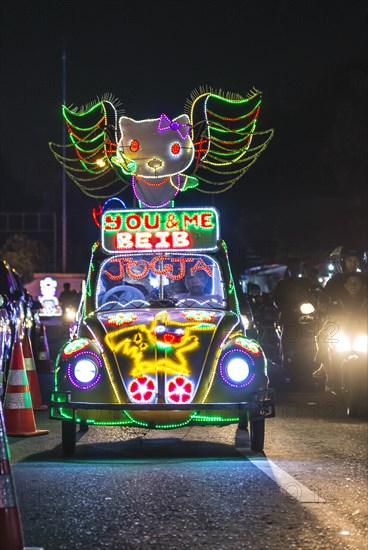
[0,400,24,550]
[22,333,48,411]
[3,341,49,437]
[35,323,53,374]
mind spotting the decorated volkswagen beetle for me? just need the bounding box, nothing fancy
[49,86,275,454]
[51,206,275,453]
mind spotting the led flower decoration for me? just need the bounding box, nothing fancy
[129,376,156,402]
[166,376,193,403]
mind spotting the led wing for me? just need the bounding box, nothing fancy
[186,87,274,193]
[49,97,130,198]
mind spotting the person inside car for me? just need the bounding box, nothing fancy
[175,270,223,304]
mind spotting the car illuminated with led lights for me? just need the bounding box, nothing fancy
[51,206,275,454]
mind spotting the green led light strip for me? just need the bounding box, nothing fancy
[209,120,257,135]
[63,102,103,117]
[70,131,105,146]
[63,109,106,131]
[206,99,262,120]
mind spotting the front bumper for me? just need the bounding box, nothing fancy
[50,389,276,426]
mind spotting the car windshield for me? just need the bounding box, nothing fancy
[95,253,227,311]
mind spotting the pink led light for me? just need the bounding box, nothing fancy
[157,114,192,140]
[128,376,156,403]
[132,175,182,208]
[166,376,193,403]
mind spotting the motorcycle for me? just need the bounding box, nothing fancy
[274,288,322,388]
[329,318,367,417]
[247,284,281,365]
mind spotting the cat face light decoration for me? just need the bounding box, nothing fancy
[113,114,195,207]
[50,88,273,207]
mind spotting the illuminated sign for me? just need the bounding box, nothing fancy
[102,256,214,282]
[101,208,220,253]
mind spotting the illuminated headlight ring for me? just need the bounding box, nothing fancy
[219,349,256,388]
[67,351,103,389]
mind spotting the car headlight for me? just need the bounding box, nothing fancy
[220,349,256,388]
[353,335,368,353]
[300,303,315,315]
[227,357,250,382]
[67,351,102,389]
[74,359,97,383]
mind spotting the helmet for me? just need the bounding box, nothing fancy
[283,257,304,278]
[330,246,363,273]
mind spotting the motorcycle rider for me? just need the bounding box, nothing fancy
[314,272,367,391]
[324,246,363,302]
[58,282,79,314]
[273,258,315,380]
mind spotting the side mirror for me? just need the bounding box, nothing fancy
[247,283,261,297]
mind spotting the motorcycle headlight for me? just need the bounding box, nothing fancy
[353,335,368,353]
[335,333,351,353]
[300,303,315,315]
[65,307,76,322]
[241,314,250,330]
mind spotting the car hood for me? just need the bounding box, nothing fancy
[85,308,239,403]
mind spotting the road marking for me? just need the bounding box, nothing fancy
[236,441,325,503]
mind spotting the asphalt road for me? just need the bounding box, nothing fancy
[8,386,367,550]
[5,320,368,549]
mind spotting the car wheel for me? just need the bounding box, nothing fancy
[347,401,368,419]
[62,421,76,455]
[250,418,265,452]
[238,415,248,430]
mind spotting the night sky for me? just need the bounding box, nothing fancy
[0,0,367,271]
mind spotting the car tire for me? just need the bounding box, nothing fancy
[347,401,368,419]
[250,418,265,452]
[62,421,76,455]
[238,415,248,430]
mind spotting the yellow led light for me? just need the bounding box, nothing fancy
[101,352,122,404]
[105,317,202,378]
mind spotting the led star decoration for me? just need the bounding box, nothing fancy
[49,88,273,207]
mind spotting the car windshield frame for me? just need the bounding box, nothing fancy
[94,252,227,312]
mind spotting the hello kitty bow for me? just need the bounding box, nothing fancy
[157,114,192,140]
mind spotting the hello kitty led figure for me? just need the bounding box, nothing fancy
[50,87,273,207]
[39,277,62,317]
[111,114,195,207]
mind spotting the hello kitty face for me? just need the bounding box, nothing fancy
[117,114,195,178]
[40,277,57,298]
